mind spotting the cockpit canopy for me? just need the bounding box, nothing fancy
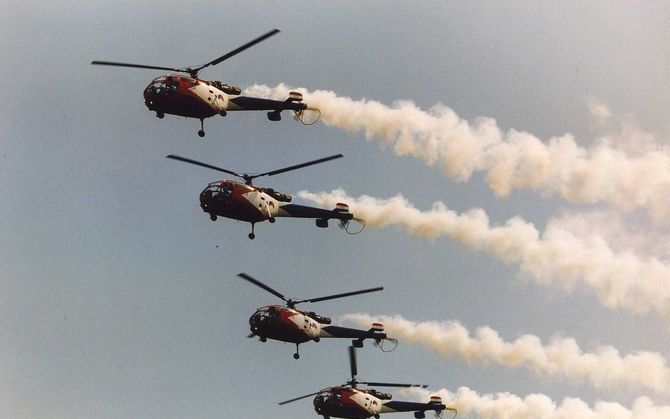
[314,389,343,406]
[144,74,197,96]
[250,305,280,323]
[201,181,234,199]
[200,181,234,209]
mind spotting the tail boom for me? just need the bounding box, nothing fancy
[380,401,447,416]
[319,325,387,340]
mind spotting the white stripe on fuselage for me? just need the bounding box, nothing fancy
[241,191,281,219]
[188,82,229,112]
[350,390,382,416]
[286,309,321,338]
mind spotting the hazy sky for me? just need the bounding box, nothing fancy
[3,1,670,418]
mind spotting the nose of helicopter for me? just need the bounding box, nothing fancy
[199,188,213,210]
[199,182,234,213]
[143,76,168,110]
[249,313,260,333]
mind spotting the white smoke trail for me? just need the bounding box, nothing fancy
[549,210,670,261]
[406,386,670,419]
[298,189,670,321]
[342,313,670,396]
[246,84,670,222]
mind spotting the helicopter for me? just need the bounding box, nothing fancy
[91,29,320,137]
[166,153,365,239]
[279,346,456,419]
[237,273,398,359]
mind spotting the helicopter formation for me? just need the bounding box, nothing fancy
[236,272,455,419]
[91,28,457,419]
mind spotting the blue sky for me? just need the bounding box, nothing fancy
[2,2,670,418]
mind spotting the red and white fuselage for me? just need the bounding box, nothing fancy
[314,388,446,419]
[143,74,307,119]
[249,305,387,345]
[199,179,353,225]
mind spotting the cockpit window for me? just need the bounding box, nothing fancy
[146,77,167,94]
[252,306,279,321]
[165,77,178,92]
[204,182,233,199]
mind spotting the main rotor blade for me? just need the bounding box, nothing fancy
[197,28,281,72]
[166,155,241,178]
[349,346,358,379]
[237,273,287,302]
[278,391,322,406]
[252,154,344,180]
[91,60,180,72]
[299,286,384,304]
[358,381,428,388]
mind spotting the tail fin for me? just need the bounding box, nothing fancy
[286,91,304,103]
[368,322,384,333]
[334,202,351,214]
[428,396,457,419]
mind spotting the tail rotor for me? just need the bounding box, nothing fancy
[332,202,365,235]
[339,217,365,235]
[294,108,321,125]
[285,91,320,125]
[375,337,399,352]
